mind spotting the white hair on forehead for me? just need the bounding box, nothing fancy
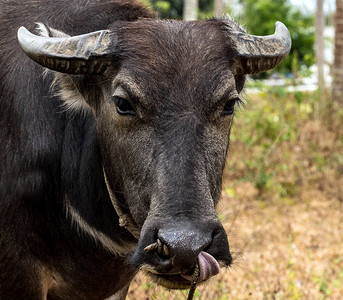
[35,22,50,37]
[52,73,91,116]
[35,22,69,38]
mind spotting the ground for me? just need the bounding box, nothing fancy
[127,89,343,299]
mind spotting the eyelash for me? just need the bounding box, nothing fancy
[111,96,136,116]
[221,97,242,116]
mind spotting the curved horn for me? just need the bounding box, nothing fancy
[17,26,112,75]
[231,22,291,75]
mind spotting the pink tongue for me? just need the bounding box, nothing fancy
[181,251,220,282]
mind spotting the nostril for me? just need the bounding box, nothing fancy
[144,238,170,258]
[158,239,170,257]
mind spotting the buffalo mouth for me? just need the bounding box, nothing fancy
[144,272,195,290]
[141,252,224,290]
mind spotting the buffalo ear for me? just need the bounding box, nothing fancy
[229,22,291,75]
[17,26,112,75]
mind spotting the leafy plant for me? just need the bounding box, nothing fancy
[239,0,315,75]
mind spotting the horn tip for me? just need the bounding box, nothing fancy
[275,21,292,49]
[274,21,289,35]
[274,21,290,34]
[275,21,285,27]
[17,26,30,39]
[17,26,35,46]
[17,26,28,33]
[17,26,26,41]
[17,26,32,54]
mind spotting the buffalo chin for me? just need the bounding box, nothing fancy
[144,271,194,290]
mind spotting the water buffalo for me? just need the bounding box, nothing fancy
[0,0,291,299]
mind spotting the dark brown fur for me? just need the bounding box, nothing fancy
[0,0,247,298]
[0,1,154,299]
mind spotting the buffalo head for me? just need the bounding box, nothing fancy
[17,18,290,289]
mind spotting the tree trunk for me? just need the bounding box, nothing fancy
[316,0,325,90]
[183,0,199,20]
[214,0,224,17]
[332,0,343,103]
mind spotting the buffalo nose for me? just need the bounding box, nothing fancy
[154,225,212,273]
[131,220,232,281]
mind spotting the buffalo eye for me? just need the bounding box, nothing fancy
[221,98,238,116]
[112,96,136,116]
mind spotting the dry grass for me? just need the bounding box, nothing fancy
[127,90,343,299]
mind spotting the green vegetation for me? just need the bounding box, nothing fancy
[149,0,215,19]
[228,88,342,201]
[241,0,315,75]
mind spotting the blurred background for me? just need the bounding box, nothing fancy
[128,0,343,298]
